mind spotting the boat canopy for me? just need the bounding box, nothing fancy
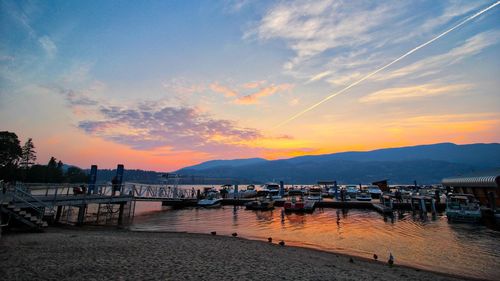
[442,169,500,189]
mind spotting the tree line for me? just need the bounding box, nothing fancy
[0,131,88,183]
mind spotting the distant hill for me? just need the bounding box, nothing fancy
[176,143,500,184]
[184,158,267,171]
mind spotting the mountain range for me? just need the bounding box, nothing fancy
[176,143,500,184]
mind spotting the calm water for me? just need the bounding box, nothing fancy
[131,202,500,280]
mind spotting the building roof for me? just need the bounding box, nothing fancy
[442,169,500,188]
[372,179,388,185]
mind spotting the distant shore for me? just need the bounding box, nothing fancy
[0,227,477,281]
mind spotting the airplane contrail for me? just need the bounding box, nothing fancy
[275,1,500,128]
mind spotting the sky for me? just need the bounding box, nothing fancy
[1,0,499,171]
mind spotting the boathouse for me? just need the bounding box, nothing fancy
[442,169,500,208]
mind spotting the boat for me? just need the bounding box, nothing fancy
[284,196,316,213]
[198,192,222,208]
[260,183,282,199]
[356,191,372,201]
[327,186,338,197]
[446,194,482,222]
[288,188,305,196]
[307,186,323,201]
[345,185,359,198]
[367,185,382,199]
[229,185,258,198]
[245,196,275,211]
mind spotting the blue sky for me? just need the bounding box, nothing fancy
[1,0,499,170]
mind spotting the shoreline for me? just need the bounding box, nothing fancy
[129,228,486,281]
[0,226,486,281]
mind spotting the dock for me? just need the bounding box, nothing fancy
[1,180,448,236]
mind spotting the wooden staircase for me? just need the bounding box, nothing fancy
[1,201,48,230]
[0,186,51,232]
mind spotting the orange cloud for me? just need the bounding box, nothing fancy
[235,83,293,104]
[209,82,238,98]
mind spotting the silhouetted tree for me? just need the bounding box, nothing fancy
[20,138,36,169]
[45,157,64,183]
[66,166,89,183]
[0,131,22,168]
[0,131,22,181]
[26,165,48,183]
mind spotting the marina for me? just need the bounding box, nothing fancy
[1,166,499,281]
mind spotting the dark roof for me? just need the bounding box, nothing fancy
[442,169,500,188]
[372,179,388,185]
[317,181,336,185]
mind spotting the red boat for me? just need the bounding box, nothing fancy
[284,197,315,213]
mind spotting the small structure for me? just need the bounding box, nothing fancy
[442,169,500,209]
[372,179,389,192]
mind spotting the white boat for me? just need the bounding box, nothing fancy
[307,186,323,201]
[327,187,336,197]
[356,191,372,201]
[345,185,359,197]
[446,194,481,222]
[367,185,382,199]
[261,183,282,199]
[198,192,222,208]
[229,186,258,198]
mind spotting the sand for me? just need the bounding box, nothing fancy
[0,227,471,281]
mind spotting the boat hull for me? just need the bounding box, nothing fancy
[446,210,481,223]
[198,199,222,208]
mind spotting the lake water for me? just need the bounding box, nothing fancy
[130,202,500,280]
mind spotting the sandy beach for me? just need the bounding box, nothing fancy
[0,227,473,281]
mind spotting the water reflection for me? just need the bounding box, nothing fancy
[131,204,500,280]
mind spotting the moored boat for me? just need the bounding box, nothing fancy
[307,186,323,201]
[345,185,359,198]
[367,185,382,199]
[356,191,372,201]
[284,196,316,213]
[198,192,222,208]
[245,196,275,211]
[446,194,481,222]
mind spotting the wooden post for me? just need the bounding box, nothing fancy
[118,203,125,226]
[55,205,62,223]
[77,205,86,226]
[420,198,427,213]
[96,204,101,224]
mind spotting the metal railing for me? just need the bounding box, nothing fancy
[127,183,196,199]
[11,185,54,219]
[13,182,199,202]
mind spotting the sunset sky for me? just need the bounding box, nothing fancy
[1,0,499,171]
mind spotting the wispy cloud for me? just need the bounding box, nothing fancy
[210,82,238,98]
[38,36,57,58]
[2,1,57,58]
[248,0,405,71]
[242,80,267,89]
[359,83,471,103]
[375,30,500,82]
[235,83,293,104]
[249,0,496,89]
